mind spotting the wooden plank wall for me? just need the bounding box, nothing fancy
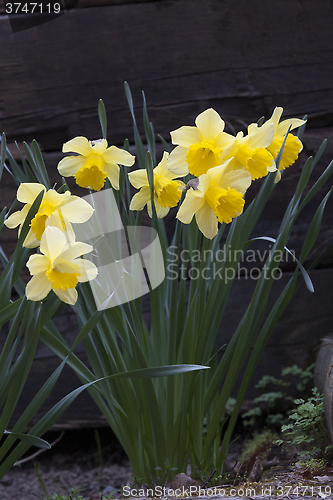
[1,0,333,428]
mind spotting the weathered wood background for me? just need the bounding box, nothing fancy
[1,0,333,428]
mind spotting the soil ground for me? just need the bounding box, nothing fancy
[0,427,133,500]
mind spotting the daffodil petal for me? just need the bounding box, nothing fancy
[17,183,45,204]
[154,200,170,218]
[220,169,252,193]
[4,208,27,229]
[129,187,151,211]
[176,190,205,224]
[269,107,284,130]
[206,164,229,186]
[26,254,50,274]
[277,118,306,136]
[248,122,275,149]
[195,108,225,142]
[104,163,120,190]
[57,156,85,176]
[26,273,52,301]
[91,138,108,154]
[40,226,67,261]
[154,152,169,177]
[170,126,202,148]
[128,169,149,189]
[23,230,40,248]
[103,146,135,166]
[215,131,236,150]
[75,259,98,282]
[60,241,93,261]
[62,136,92,155]
[167,146,189,176]
[60,197,94,223]
[54,287,78,305]
[195,204,218,240]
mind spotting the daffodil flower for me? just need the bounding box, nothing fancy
[176,162,252,239]
[26,226,98,305]
[167,108,235,177]
[58,137,135,191]
[264,107,305,171]
[221,121,276,180]
[4,183,94,248]
[128,152,184,218]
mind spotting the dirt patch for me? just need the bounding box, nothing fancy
[0,427,133,500]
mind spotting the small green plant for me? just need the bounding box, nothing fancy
[296,458,330,479]
[41,487,85,500]
[276,388,333,460]
[241,364,315,428]
[240,429,279,474]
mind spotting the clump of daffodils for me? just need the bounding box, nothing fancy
[6,105,305,305]
[127,106,305,239]
[5,183,98,305]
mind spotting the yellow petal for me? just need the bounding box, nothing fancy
[154,152,169,177]
[103,145,135,166]
[57,156,85,176]
[26,254,50,275]
[170,126,201,148]
[248,122,275,149]
[26,273,52,301]
[104,163,120,190]
[23,230,40,249]
[166,146,189,176]
[195,204,218,239]
[76,259,98,282]
[60,197,94,223]
[128,169,149,189]
[54,287,78,305]
[219,169,252,193]
[277,118,306,136]
[91,138,108,154]
[129,187,151,211]
[17,183,45,204]
[195,108,225,142]
[62,136,92,156]
[151,199,170,219]
[59,241,93,261]
[176,190,205,224]
[4,208,27,229]
[40,226,67,262]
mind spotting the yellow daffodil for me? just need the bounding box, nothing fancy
[128,152,184,218]
[4,183,94,248]
[58,137,135,191]
[26,226,98,305]
[176,162,252,239]
[264,107,305,171]
[167,108,235,177]
[221,121,276,180]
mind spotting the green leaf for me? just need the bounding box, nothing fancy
[0,133,6,182]
[3,430,50,449]
[98,99,107,139]
[31,140,51,188]
[299,187,333,262]
[247,236,314,292]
